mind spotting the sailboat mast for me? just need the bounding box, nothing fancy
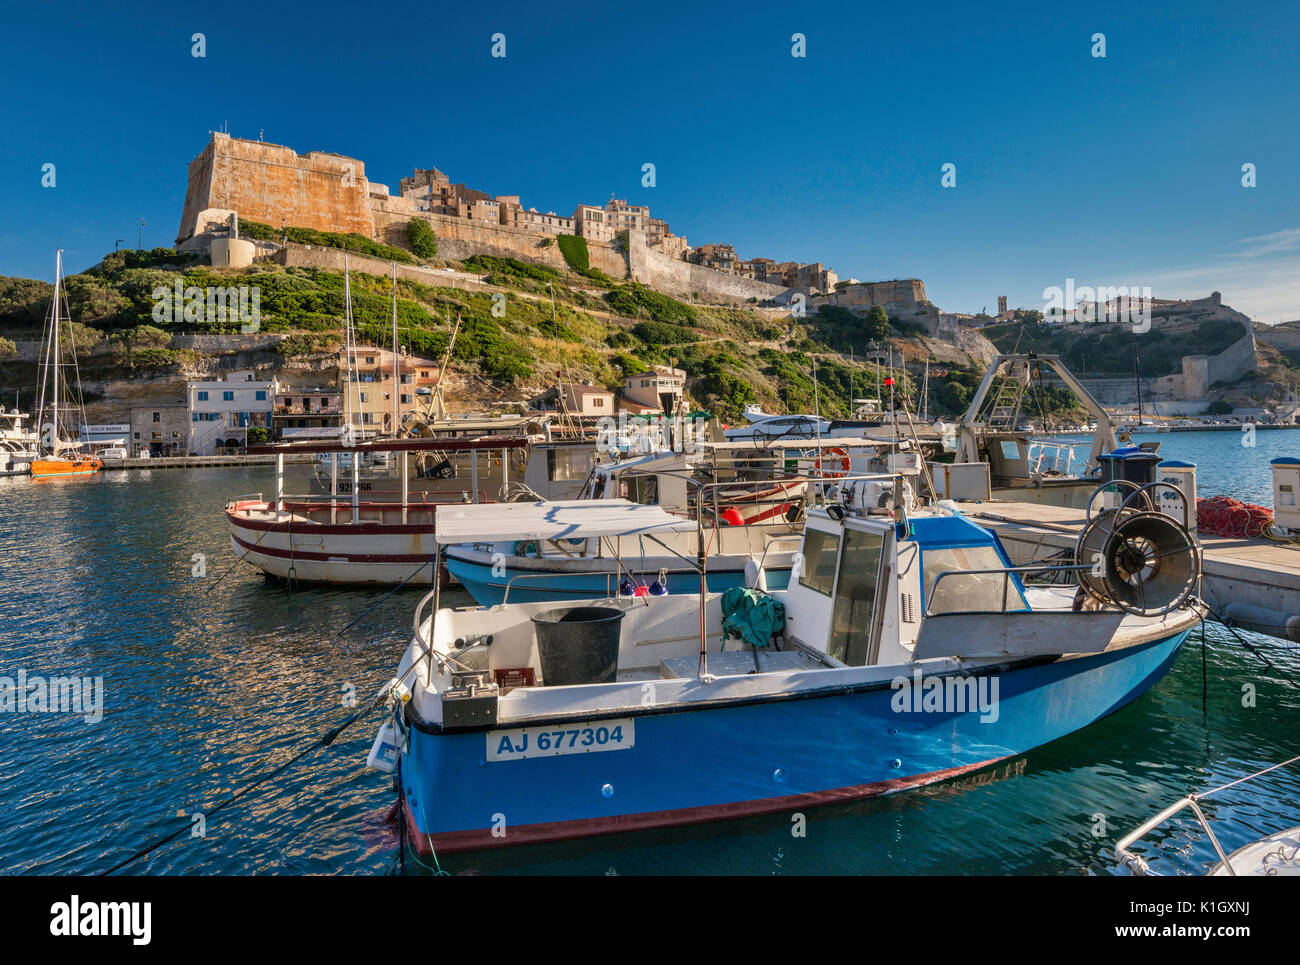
[51,250,62,452]
[392,261,399,436]
[343,255,354,439]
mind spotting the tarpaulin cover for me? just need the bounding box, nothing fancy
[720,587,786,649]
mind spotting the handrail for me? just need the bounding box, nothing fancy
[925,562,1089,616]
[501,570,617,607]
[1114,796,1234,877]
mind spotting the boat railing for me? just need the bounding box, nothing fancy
[925,562,1090,616]
[1114,754,1300,876]
[1025,438,1086,475]
[501,570,618,607]
[755,534,804,574]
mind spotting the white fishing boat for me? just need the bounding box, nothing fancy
[370,467,1204,855]
[1116,755,1300,876]
[226,436,528,586]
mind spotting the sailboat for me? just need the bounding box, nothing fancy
[30,251,101,478]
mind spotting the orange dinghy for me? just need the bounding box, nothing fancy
[30,455,102,478]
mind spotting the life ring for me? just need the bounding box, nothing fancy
[815,447,850,479]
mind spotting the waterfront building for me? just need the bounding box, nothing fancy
[129,403,187,456]
[187,370,276,454]
[339,346,442,436]
[622,366,686,414]
[272,387,344,441]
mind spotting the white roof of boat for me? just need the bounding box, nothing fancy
[435,499,698,544]
[700,436,908,451]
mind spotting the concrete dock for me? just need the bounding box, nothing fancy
[958,499,1300,640]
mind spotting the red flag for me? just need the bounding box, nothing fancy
[883,377,894,387]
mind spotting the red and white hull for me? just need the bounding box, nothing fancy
[225,499,449,586]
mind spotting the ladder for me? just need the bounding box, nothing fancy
[986,361,1029,430]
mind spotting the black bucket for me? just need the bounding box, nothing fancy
[531,606,624,686]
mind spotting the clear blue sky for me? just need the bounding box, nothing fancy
[2,0,1297,320]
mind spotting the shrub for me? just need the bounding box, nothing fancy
[556,234,589,272]
[632,320,696,345]
[604,284,698,325]
[407,218,438,259]
[238,220,416,264]
[462,255,559,283]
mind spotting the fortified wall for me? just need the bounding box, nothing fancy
[626,230,790,304]
[177,133,375,242]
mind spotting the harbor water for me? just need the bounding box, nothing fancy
[3,430,1300,875]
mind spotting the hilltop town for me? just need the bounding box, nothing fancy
[1,131,1298,455]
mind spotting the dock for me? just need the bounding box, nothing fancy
[958,499,1300,641]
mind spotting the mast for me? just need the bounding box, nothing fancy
[922,354,930,422]
[391,261,399,436]
[1133,344,1143,424]
[342,255,356,441]
[51,250,62,453]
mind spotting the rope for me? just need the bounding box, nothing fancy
[1196,495,1273,538]
[99,688,392,875]
[1201,600,1300,693]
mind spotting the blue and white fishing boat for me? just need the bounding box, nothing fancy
[370,468,1203,855]
[442,438,907,606]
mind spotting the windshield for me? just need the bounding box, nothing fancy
[922,545,1027,614]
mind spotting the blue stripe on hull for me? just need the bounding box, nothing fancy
[401,629,1189,848]
[444,557,792,605]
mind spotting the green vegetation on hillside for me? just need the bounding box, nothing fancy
[556,234,589,272]
[406,218,438,259]
[238,219,416,264]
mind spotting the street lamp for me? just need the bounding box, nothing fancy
[138,218,146,250]
[114,239,125,251]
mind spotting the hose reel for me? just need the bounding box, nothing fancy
[1075,481,1201,617]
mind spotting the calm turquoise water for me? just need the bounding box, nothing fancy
[2,430,1300,876]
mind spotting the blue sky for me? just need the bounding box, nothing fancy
[2,0,1298,320]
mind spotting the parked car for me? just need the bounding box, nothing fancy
[99,447,128,460]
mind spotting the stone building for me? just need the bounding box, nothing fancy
[272,386,344,440]
[129,403,187,457]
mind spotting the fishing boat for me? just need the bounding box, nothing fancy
[1115,755,1300,876]
[441,437,898,606]
[370,464,1203,855]
[30,251,101,479]
[0,408,39,476]
[953,354,1118,507]
[226,436,527,586]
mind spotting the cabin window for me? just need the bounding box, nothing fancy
[922,546,1025,614]
[999,440,1020,460]
[547,448,586,481]
[827,527,886,666]
[797,528,840,596]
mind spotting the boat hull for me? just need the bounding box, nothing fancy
[398,630,1189,854]
[30,458,102,478]
[226,501,442,586]
[444,551,792,604]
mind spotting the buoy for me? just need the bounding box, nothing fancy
[721,507,744,526]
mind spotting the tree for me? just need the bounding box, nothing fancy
[0,335,16,358]
[407,218,438,259]
[864,305,890,342]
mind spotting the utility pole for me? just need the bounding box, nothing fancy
[138,218,146,250]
